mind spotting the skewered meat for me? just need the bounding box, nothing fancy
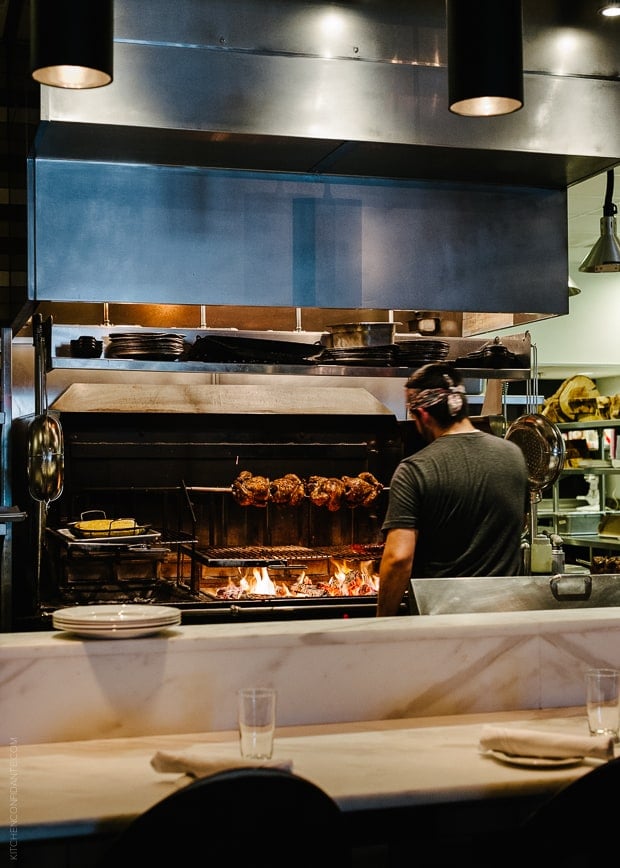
[231,471,271,507]
[342,472,383,507]
[306,476,345,512]
[270,473,306,507]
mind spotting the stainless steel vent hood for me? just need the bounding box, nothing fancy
[38,0,620,187]
[27,0,620,316]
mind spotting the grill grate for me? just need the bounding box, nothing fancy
[200,545,382,562]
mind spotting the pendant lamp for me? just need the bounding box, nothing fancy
[446,0,524,117]
[579,170,620,273]
[30,0,113,89]
[599,3,620,17]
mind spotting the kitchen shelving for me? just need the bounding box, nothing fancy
[38,323,534,381]
[541,419,620,555]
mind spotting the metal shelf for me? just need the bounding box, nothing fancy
[560,467,620,475]
[556,420,620,431]
[18,322,532,380]
[561,535,620,553]
[547,419,620,537]
[48,356,532,379]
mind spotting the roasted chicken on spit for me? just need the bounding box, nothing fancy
[231,471,384,509]
[305,476,345,512]
[231,470,271,507]
[342,472,383,507]
[270,473,306,506]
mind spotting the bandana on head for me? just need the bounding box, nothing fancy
[407,384,466,417]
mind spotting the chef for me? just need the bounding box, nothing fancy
[377,362,530,616]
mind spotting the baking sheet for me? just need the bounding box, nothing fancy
[53,527,162,547]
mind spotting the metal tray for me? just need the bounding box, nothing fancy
[409,573,620,615]
[53,527,162,547]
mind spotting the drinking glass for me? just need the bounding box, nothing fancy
[237,687,277,759]
[585,668,620,740]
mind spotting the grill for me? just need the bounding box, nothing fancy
[14,383,408,625]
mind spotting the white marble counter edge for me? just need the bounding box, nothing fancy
[2,608,620,659]
[0,709,609,843]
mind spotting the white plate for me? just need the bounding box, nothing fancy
[52,604,181,626]
[53,616,180,631]
[54,623,179,640]
[53,612,180,628]
[485,749,584,768]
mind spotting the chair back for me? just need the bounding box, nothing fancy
[516,755,620,866]
[98,766,350,868]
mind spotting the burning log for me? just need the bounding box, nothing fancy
[207,558,380,599]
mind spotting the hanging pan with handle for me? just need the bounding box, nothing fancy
[27,410,64,507]
[505,413,565,548]
[27,313,64,509]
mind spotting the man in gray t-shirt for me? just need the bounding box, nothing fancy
[377,362,529,617]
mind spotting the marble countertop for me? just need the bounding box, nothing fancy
[3,610,620,746]
[2,707,614,844]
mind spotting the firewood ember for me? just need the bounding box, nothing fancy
[231,471,271,507]
[215,583,244,599]
[306,476,345,511]
[342,472,383,507]
[290,582,327,597]
[270,473,306,506]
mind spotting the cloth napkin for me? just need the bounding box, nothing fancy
[151,746,293,778]
[479,725,614,760]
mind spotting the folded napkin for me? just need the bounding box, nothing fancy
[479,725,614,760]
[151,746,293,778]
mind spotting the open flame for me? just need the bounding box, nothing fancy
[213,559,379,600]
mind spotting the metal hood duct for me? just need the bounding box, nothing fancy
[27,0,620,318]
[37,0,620,188]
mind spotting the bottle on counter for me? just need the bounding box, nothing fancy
[550,534,566,574]
[531,534,553,574]
[551,544,565,574]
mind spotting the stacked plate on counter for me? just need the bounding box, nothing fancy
[394,339,450,366]
[317,345,398,366]
[106,332,186,361]
[187,334,322,365]
[52,604,181,639]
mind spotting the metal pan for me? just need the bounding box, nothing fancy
[505,413,566,564]
[27,412,64,506]
[68,511,152,538]
[505,413,565,492]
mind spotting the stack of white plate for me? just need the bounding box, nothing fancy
[52,604,181,639]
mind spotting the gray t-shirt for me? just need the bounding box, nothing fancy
[382,431,529,577]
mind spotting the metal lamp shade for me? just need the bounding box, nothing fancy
[447,0,524,117]
[599,3,620,17]
[579,218,620,273]
[579,170,620,273]
[30,0,113,89]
